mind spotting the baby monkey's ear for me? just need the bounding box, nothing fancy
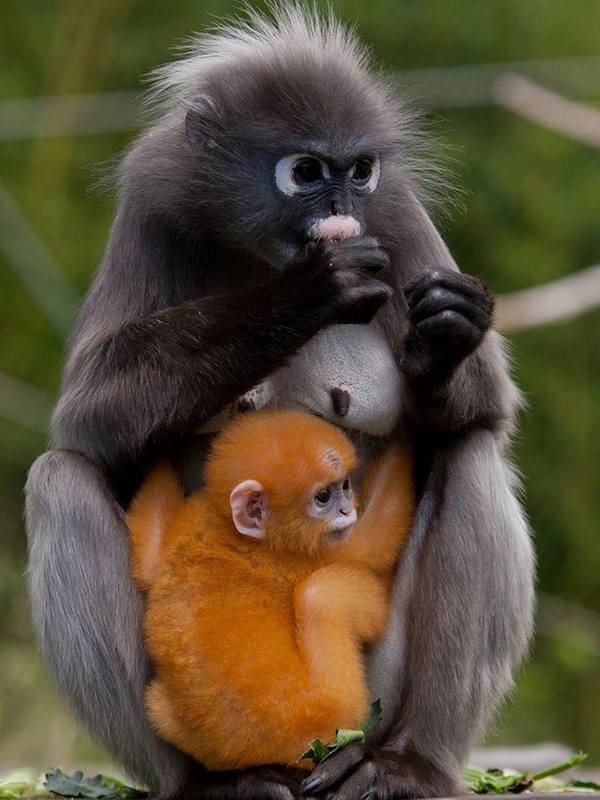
[229,480,269,539]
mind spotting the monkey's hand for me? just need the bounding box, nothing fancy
[401,268,494,387]
[281,238,392,327]
[302,744,458,800]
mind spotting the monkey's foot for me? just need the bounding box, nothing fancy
[301,744,458,800]
[184,764,308,800]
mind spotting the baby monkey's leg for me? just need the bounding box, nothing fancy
[294,564,388,725]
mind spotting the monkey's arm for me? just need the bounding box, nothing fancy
[54,221,389,484]
[295,564,388,709]
[335,442,414,573]
[127,460,184,590]
[401,271,521,433]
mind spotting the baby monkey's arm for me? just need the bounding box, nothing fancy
[294,564,388,716]
[334,441,414,573]
[126,460,184,589]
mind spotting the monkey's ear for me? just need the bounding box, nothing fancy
[185,94,220,148]
[229,480,268,540]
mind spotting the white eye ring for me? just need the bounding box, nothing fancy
[275,153,330,196]
[348,156,381,193]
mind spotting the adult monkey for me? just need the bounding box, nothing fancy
[25,7,534,800]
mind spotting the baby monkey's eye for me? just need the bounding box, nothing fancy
[342,477,352,493]
[314,487,332,506]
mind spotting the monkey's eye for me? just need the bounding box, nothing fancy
[350,156,381,192]
[342,477,352,494]
[292,157,323,184]
[275,153,330,196]
[314,487,332,506]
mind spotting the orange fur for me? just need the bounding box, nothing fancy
[127,410,414,771]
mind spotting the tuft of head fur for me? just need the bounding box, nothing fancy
[148,4,371,113]
[115,3,452,264]
[204,409,357,554]
[145,2,416,154]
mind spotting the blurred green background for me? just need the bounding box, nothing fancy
[0,0,598,774]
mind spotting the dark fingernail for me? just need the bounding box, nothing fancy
[302,777,322,795]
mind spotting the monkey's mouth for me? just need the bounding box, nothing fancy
[326,524,354,543]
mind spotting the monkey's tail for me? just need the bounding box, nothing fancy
[127,459,184,590]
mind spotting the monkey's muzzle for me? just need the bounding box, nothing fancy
[308,215,361,241]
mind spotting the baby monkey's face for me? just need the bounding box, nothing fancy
[307,475,357,543]
[228,472,358,557]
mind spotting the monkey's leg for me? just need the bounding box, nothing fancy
[26,450,306,800]
[25,450,192,797]
[302,431,534,799]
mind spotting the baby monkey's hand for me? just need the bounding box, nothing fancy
[281,237,392,328]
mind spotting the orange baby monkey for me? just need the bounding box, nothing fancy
[127,410,414,771]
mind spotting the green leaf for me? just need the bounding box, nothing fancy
[464,752,590,794]
[299,701,383,765]
[44,770,148,800]
[46,771,117,799]
[570,780,600,792]
[0,782,36,799]
[334,728,365,748]
[299,738,332,765]
[99,778,147,800]
[0,769,48,798]
[531,750,588,781]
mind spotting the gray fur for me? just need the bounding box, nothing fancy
[25,6,534,798]
[367,429,534,775]
[25,450,191,795]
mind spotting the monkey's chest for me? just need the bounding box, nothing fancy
[199,321,403,436]
[179,323,402,495]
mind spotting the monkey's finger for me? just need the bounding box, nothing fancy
[336,283,392,324]
[302,744,366,795]
[410,289,492,330]
[405,269,491,308]
[330,237,390,273]
[355,248,390,274]
[415,310,482,344]
[327,761,380,800]
[330,235,380,251]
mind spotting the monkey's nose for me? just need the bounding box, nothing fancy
[331,387,350,417]
[331,196,352,216]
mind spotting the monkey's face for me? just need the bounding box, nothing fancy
[182,51,406,267]
[268,151,381,259]
[262,475,358,557]
[306,476,357,545]
[229,474,357,557]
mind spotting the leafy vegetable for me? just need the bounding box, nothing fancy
[96,777,147,800]
[300,700,383,765]
[44,770,147,800]
[464,751,591,794]
[0,770,48,798]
